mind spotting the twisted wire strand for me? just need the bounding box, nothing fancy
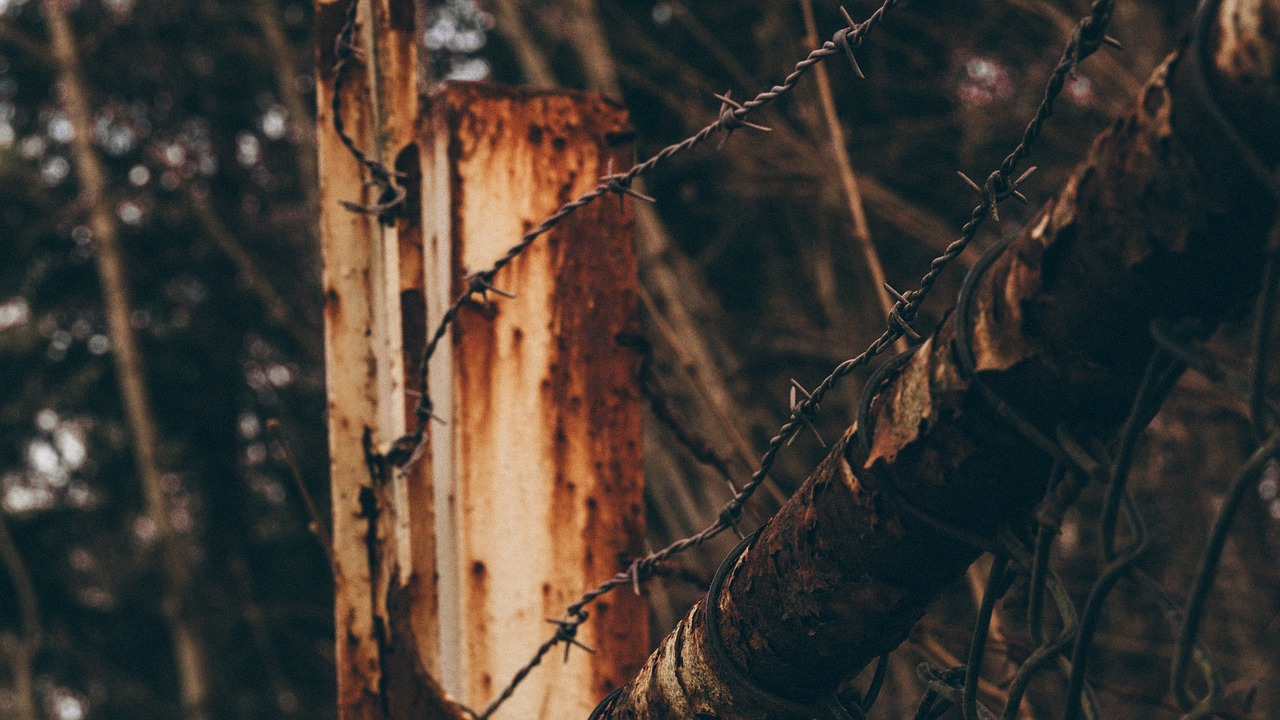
[331,0,407,217]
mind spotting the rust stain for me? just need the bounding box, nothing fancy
[427,82,644,715]
[540,116,646,697]
[319,1,447,718]
[325,287,343,323]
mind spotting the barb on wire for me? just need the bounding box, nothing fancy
[714,90,773,149]
[787,378,826,447]
[602,159,656,208]
[837,6,868,78]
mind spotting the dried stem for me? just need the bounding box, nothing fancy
[798,0,903,351]
[562,0,622,97]
[637,283,790,509]
[0,514,39,720]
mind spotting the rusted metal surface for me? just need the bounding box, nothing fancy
[317,1,448,718]
[421,83,646,719]
[601,0,1280,715]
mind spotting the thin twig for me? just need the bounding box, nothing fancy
[250,0,321,223]
[0,513,40,720]
[637,284,790,509]
[798,0,903,351]
[266,419,336,574]
[0,21,48,64]
[491,0,556,86]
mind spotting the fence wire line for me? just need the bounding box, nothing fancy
[318,0,1280,717]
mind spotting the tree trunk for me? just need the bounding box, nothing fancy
[599,0,1280,715]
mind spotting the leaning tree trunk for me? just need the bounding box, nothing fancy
[599,0,1280,716]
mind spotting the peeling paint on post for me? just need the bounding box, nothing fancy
[422,83,647,719]
[317,1,447,718]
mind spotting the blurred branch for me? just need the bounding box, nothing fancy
[0,635,37,720]
[0,514,39,720]
[490,0,556,86]
[250,0,321,222]
[668,2,759,92]
[185,189,318,355]
[798,0,901,347]
[562,0,622,96]
[41,2,211,718]
[0,21,47,64]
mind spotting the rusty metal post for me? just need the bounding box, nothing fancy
[316,1,447,718]
[421,83,648,718]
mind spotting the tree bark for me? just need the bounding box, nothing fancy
[600,0,1280,716]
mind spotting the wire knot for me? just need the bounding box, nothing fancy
[787,379,827,447]
[1068,15,1121,78]
[834,6,867,78]
[464,270,515,309]
[714,90,772,149]
[601,159,655,209]
[339,181,408,225]
[719,505,744,530]
[333,28,360,63]
[1072,17,1120,62]
[545,611,595,662]
[383,432,421,468]
[882,283,923,342]
[627,556,656,596]
[957,166,1037,222]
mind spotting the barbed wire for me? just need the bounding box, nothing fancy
[330,0,408,222]
[323,0,1278,717]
